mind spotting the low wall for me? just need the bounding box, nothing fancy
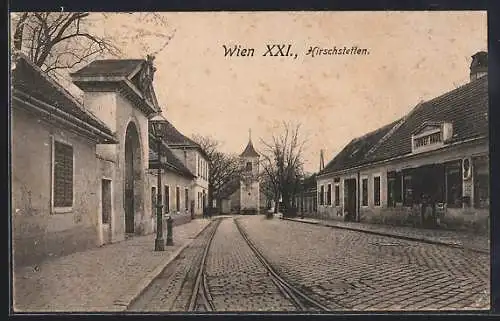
[360,206,489,233]
[13,226,97,268]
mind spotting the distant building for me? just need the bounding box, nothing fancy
[158,120,210,217]
[317,51,489,231]
[11,54,206,267]
[296,173,318,217]
[219,133,262,214]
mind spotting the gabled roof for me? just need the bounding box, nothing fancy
[240,140,260,157]
[303,174,318,190]
[319,74,489,176]
[70,59,144,78]
[149,120,209,159]
[71,58,161,116]
[320,119,402,174]
[217,178,241,200]
[11,53,117,143]
[148,134,195,178]
[370,75,488,162]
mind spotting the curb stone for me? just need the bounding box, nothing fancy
[281,217,488,254]
[113,219,214,311]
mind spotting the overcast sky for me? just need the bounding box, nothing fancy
[90,11,486,173]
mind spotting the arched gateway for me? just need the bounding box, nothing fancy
[124,121,143,234]
[71,56,161,240]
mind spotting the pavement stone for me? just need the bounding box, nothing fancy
[128,218,221,312]
[283,216,489,253]
[237,215,490,311]
[13,218,210,312]
[204,218,297,312]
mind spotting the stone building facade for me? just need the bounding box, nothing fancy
[219,135,262,214]
[161,120,210,217]
[11,54,206,266]
[316,51,489,232]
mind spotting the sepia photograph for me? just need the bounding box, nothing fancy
[9,11,489,313]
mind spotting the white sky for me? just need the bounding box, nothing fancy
[83,12,486,172]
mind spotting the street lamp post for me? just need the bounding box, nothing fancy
[149,113,169,252]
[300,177,305,219]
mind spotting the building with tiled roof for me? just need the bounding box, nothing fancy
[11,53,207,266]
[148,118,210,216]
[219,131,263,214]
[316,51,489,232]
[240,139,260,158]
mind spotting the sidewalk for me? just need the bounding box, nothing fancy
[12,218,211,312]
[281,216,489,254]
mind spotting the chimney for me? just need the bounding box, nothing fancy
[319,149,325,171]
[470,51,488,82]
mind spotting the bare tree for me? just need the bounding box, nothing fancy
[11,12,175,74]
[260,122,306,216]
[12,12,119,72]
[192,135,242,213]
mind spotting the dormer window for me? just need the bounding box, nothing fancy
[411,121,452,153]
[414,131,442,148]
[246,162,252,171]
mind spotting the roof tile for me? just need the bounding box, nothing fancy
[320,75,488,175]
[71,59,144,78]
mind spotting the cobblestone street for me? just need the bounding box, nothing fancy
[237,216,490,311]
[204,218,297,311]
[129,215,489,312]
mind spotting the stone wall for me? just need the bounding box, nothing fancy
[317,140,489,233]
[240,181,260,214]
[11,106,101,267]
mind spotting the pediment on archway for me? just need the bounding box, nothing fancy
[71,56,161,116]
[129,56,161,110]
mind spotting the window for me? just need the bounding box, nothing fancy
[474,157,489,209]
[53,141,73,208]
[327,184,332,205]
[403,172,413,206]
[319,185,324,205]
[101,179,111,224]
[446,161,463,208]
[185,188,189,211]
[164,185,170,213]
[151,187,157,214]
[414,131,442,148]
[246,161,252,171]
[387,171,402,207]
[362,178,368,206]
[334,184,340,206]
[176,186,180,212]
[373,176,381,206]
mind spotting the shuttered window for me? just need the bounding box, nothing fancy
[176,187,180,212]
[53,141,73,207]
[334,184,340,206]
[373,176,381,206]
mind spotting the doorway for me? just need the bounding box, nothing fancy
[344,178,357,222]
[124,122,143,234]
[101,179,112,244]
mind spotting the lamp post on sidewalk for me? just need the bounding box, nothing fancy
[149,113,168,252]
[300,177,305,219]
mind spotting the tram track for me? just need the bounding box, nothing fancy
[187,217,222,311]
[130,216,335,312]
[233,218,332,312]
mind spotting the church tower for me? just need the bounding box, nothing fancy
[239,129,260,214]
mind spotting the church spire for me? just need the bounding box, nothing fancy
[240,129,260,158]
